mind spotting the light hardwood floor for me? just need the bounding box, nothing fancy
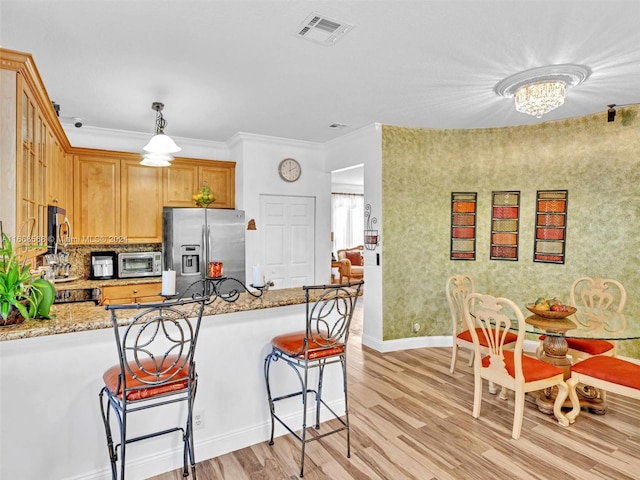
[150,302,640,480]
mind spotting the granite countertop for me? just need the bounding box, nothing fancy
[0,286,311,342]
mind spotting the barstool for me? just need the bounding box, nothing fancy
[98,295,208,480]
[264,280,364,477]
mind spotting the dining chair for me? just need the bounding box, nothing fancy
[463,292,570,439]
[557,355,640,424]
[446,274,517,374]
[264,280,363,477]
[567,277,626,362]
[99,295,208,480]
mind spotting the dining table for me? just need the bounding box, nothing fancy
[523,308,640,415]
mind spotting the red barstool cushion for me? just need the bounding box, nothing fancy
[103,354,190,401]
[481,350,563,382]
[572,356,640,390]
[272,331,344,359]
[458,328,518,347]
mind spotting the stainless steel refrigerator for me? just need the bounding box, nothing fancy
[162,207,246,297]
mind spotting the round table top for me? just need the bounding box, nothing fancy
[524,310,640,341]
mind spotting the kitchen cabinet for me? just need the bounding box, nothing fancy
[73,154,121,242]
[199,162,235,209]
[121,159,163,243]
[163,159,236,209]
[73,151,236,244]
[100,282,163,305]
[162,161,199,207]
[16,76,48,252]
[47,131,70,209]
[0,50,72,253]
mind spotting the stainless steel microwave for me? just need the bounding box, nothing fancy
[118,252,162,278]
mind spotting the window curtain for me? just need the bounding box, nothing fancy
[332,193,364,254]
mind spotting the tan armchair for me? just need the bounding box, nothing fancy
[336,245,364,283]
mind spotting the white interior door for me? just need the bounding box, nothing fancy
[260,195,315,288]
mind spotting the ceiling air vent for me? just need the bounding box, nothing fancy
[295,13,354,46]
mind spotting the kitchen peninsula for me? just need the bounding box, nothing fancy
[0,285,348,480]
[0,281,309,342]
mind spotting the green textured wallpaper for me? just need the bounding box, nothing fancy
[381,107,640,359]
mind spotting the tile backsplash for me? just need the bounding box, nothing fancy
[55,243,161,279]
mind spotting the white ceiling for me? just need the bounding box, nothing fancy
[1,1,639,145]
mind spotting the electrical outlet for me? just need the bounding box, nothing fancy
[412,322,421,333]
[193,410,205,430]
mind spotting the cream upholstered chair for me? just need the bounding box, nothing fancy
[336,245,364,283]
[446,274,517,375]
[463,293,570,439]
[566,277,626,362]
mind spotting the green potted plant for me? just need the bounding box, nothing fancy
[0,232,56,326]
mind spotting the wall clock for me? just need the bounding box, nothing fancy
[278,158,302,182]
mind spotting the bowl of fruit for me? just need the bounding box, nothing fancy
[525,297,577,319]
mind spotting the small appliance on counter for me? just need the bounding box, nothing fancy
[118,251,162,278]
[90,251,117,280]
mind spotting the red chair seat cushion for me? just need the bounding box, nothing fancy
[458,328,518,347]
[103,354,190,401]
[538,336,614,355]
[565,338,614,355]
[272,331,344,359]
[572,356,640,390]
[481,350,563,382]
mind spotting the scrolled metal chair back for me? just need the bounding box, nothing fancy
[305,282,363,353]
[107,296,207,393]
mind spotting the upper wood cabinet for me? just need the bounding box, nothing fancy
[199,162,235,209]
[73,151,236,244]
[46,131,70,209]
[16,77,48,251]
[163,159,236,209]
[162,161,199,207]
[121,159,163,243]
[1,49,72,254]
[73,154,121,241]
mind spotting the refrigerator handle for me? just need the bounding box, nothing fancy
[202,225,207,265]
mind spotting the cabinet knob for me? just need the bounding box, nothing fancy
[133,289,138,294]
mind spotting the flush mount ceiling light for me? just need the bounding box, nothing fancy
[495,65,591,118]
[141,102,181,167]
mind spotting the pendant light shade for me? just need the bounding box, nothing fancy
[143,133,181,154]
[140,152,174,167]
[140,102,180,166]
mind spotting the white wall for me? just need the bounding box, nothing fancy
[325,124,383,348]
[230,133,328,285]
[0,304,346,480]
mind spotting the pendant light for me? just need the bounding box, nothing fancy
[141,102,181,166]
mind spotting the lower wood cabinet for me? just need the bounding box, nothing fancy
[100,282,163,305]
